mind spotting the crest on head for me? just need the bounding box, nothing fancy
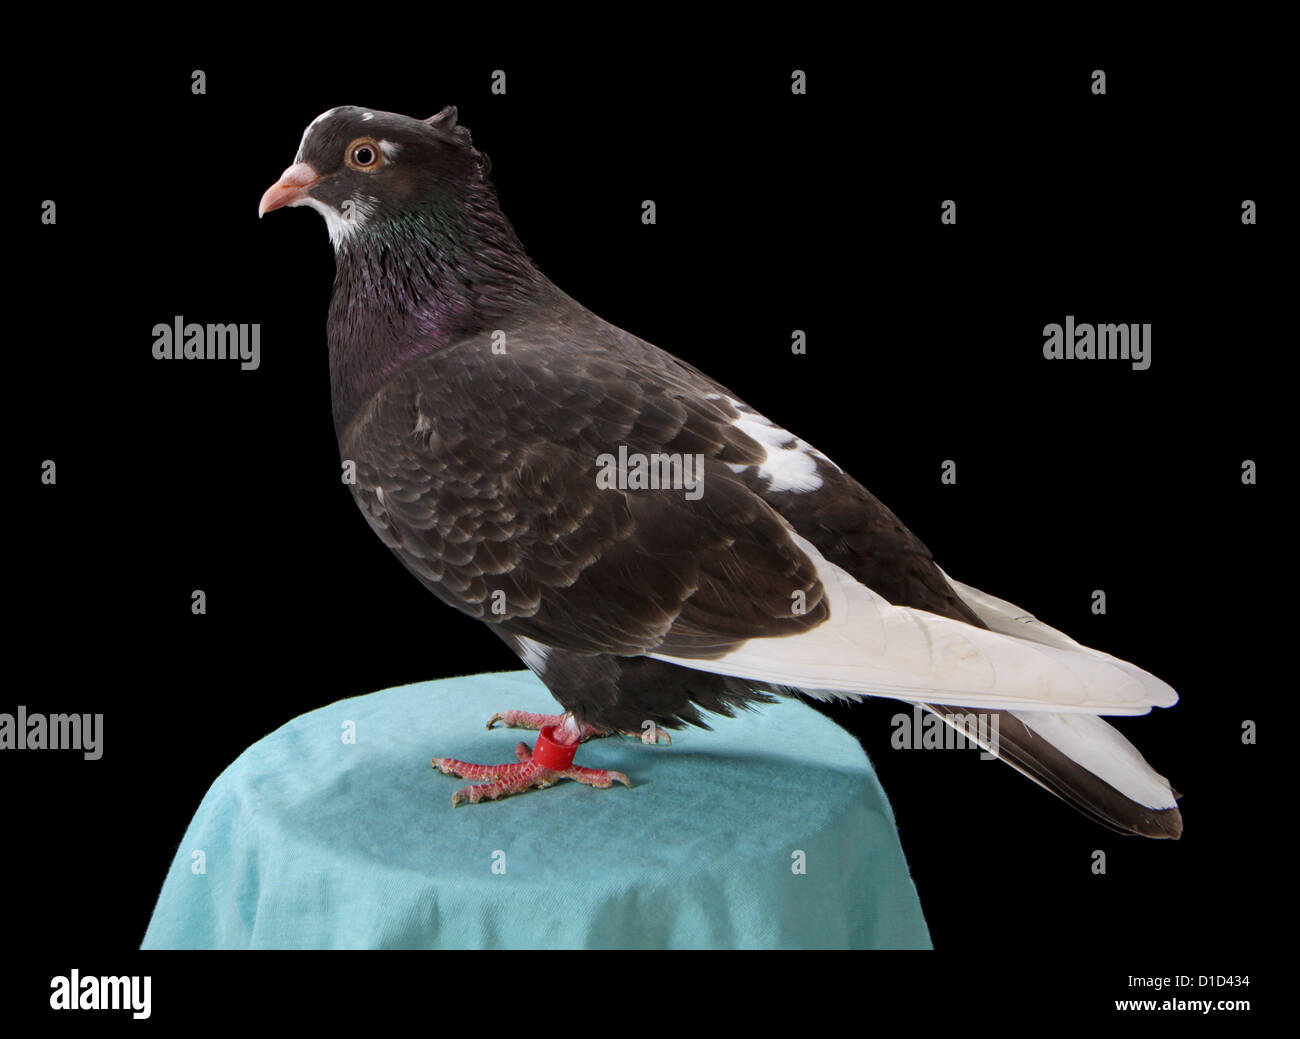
[426,105,459,131]
[426,105,489,174]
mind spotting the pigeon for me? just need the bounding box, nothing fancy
[259,105,1182,836]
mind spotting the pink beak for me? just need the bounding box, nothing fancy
[258,163,321,217]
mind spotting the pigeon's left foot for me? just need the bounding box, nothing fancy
[486,709,672,745]
[434,722,630,807]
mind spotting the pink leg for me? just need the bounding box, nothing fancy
[486,709,672,745]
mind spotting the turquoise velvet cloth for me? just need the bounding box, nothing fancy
[142,671,931,949]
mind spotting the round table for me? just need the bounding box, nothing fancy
[142,671,931,949]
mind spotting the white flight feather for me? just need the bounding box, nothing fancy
[649,532,1178,715]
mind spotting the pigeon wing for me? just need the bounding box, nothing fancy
[341,338,1175,717]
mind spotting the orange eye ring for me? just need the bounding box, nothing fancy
[345,137,383,171]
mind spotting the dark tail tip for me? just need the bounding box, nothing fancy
[1137,803,1183,840]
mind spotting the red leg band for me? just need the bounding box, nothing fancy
[530,725,579,771]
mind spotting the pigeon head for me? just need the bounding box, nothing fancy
[262,104,549,428]
[258,104,488,248]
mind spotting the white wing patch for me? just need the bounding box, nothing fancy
[650,531,1179,715]
[708,395,837,493]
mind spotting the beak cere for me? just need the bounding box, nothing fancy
[258,163,322,217]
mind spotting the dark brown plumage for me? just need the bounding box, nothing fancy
[260,104,1182,835]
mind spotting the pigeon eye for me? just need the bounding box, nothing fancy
[346,138,382,171]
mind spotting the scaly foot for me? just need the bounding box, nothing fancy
[434,721,631,806]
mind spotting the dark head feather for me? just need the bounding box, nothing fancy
[287,105,551,427]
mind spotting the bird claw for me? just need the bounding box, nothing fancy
[486,709,556,732]
[633,725,672,746]
[435,753,630,806]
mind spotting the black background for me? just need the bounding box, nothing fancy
[12,32,1278,1021]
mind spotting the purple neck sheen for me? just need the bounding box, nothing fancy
[326,188,550,429]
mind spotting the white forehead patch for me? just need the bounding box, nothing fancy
[361,111,374,121]
[295,106,342,162]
